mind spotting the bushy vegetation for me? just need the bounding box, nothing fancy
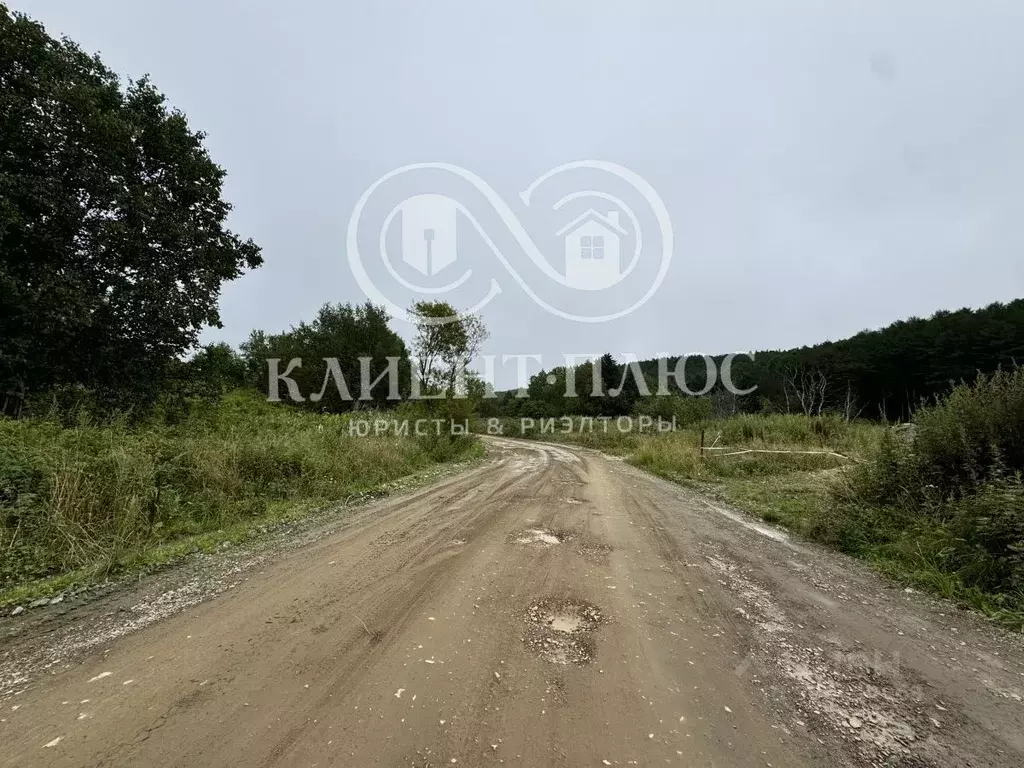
[813,368,1024,616]
[240,303,411,412]
[0,392,480,596]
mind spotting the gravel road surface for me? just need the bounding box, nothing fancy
[2,437,1023,767]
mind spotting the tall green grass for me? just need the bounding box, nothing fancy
[0,391,479,592]
[812,369,1024,617]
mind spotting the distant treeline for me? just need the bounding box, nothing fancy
[484,300,1024,422]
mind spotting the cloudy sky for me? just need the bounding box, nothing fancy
[23,1,1024,386]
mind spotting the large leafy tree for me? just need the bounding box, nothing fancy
[242,302,410,412]
[0,6,261,409]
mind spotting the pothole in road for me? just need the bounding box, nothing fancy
[524,598,603,666]
[548,613,584,633]
[515,528,561,546]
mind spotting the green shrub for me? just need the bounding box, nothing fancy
[913,367,1024,498]
[812,368,1024,614]
[944,476,1024,594]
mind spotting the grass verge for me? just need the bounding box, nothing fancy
[0,392,482,608]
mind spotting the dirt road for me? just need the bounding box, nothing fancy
[2,438,1023,767]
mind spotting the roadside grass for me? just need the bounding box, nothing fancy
[501,414,874,533]
[506,407,1024,629]
[706,470,839,533]
[0,391,482,607]
[501,413,876,536]
[0,498,332,609]
[626,418,866,536]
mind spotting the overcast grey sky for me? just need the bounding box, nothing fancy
[23,1,1024,386]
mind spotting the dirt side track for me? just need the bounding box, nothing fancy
[1,438,1022,767]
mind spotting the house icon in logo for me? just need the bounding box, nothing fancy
[555,209,628,291]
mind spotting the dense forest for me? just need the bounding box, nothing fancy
[486,300,1024,422]
[714,300,1024,420]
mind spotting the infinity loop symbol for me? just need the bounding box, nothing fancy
[346,161,673,324]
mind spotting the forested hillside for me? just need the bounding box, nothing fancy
[690,299,1024,421]
[489,300,1024,421]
